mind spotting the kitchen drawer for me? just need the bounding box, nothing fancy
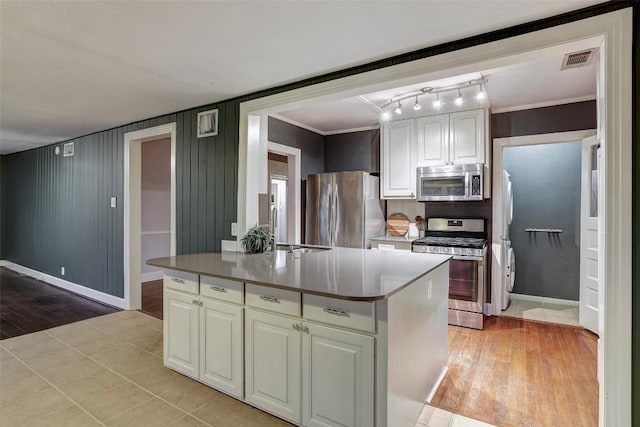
[303,294,375,333]
[164,271,198,294]
[245,284,301,317]
[200,276,243,305]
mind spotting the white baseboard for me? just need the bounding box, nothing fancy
[425,366,448,404]
[141,270,164,283]
[0,260,126,309]
[509,293,579,306]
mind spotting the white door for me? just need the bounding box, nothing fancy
[164,288,199,379]
[302,322,374,427]
[450,109,485,164]
[271,178,288,243]
[245,309,301,424]
[381,119,415,198]
[200,297,243,398]
[579,136,599,335]
[415,114,449,166]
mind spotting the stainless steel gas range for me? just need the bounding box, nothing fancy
[412,218,487,330]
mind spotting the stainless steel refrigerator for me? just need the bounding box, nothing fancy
[305,171,385,248]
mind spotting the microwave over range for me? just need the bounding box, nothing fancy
[416,163,484,202]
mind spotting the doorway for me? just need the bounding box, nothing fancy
[267,141,301,244]
[124,123,177,311]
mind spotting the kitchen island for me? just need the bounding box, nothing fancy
[148,247,450,427]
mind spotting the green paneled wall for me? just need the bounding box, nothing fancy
[1,102,238,297]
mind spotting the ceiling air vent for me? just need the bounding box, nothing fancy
[561,49,596,70]
[63,142,74,157]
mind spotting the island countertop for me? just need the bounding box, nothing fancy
[147,248,450,301]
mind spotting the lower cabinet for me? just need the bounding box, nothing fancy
[164,288,243,398]
[164,288,199,379]
[200,298,243,398]
[245,308,374,427]
[302,323,374,427]
[245,308,302,424]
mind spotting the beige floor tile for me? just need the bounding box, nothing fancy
[0,386,73,426]
[418,405,453,426]
[111,352,164,377]
[105,397,186,427]
[0,369,51,407]
[449,414,496,427]
[191,394,259,426]
[126,364,193,395]
[57,368,126,402]
[36,356,106,385]
[77,380,153,421]
[3,333,70,362]
[0,358,34,385]
[28,404,102,427]
[23,345,87,370]
[121,326,163,352]
[145,315,164,331]
[46,319,98,339]
[169,415,211,426]
[159,380,222,413]
[245,409,296,426]
[91,341,147,367]
[74,333,125,356]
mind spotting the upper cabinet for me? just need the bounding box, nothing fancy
[381,119,415,198]
[382,108,489,199]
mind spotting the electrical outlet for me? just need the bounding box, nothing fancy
[427,279,433,300]
[231,222,238,237]
[61,267,65,276]
[110,197,117,208]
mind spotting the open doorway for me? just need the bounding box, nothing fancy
[267,141,301,244]
[124,123,176,312]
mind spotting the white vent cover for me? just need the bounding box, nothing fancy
[561,49,596,70]
[63,142,74,157]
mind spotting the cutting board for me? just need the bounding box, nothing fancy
[386,213,410,236]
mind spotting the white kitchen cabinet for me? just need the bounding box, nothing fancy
[200,297,243,398]
[381,119,415,198]
[302,322,374,427]
[450,109,486,164]
[415,114,450,167]
[245,308,302,424]
[164,288,199,379]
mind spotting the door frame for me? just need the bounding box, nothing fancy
[268,141,301,244]
[236,9,632,425]
[123,123,177,310]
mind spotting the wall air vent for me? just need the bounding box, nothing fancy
[561,49,596,70]
[63,142,74,157]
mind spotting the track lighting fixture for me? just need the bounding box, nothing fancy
[380,78,487,120]
[432,93,442,109]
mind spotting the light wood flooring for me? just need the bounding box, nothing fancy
[431,317,598,427]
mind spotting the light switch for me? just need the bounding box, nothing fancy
[231,222,238,237]
[110,197,117,208]
[427,279,433,300]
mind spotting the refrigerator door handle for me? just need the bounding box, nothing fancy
[332,182,338,246]
[327,180,333,247]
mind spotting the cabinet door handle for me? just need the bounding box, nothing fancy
[192,299,198,305]
[292,323,300,331]
[323,307,350,317]
[301,325,310,334]
[199,301,203,307]
[259,295,280,304]
[171,277,185,284]
[210,286,227,293]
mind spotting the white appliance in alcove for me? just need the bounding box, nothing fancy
[501,170,515,310]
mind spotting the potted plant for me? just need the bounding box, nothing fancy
[241,225,274,254]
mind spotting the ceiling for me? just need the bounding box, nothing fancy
[0,1,603,154]
[276,50,598,134]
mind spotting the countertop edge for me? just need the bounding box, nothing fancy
[147,254,451,301]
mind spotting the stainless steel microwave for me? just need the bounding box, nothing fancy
[416,163,484,201]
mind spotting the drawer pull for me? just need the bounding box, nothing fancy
[171,277,185,284]
[323,307,350,317]
[259,295,280,304]
[210,286,227,293]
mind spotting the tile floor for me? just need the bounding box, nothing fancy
[0,310,493,427]
[501,297,579,326]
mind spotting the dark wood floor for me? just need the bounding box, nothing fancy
[0,267,120,340]
[431,316,598,427]
[141,279,163,319]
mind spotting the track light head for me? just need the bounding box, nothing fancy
[380,110,391,121]
[413,96,421,111]
[432,93,442,109]
[394,102,402,115]
[476,84,486,100]
[454,90,464,106]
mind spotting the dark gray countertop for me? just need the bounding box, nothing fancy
[148,248,450,301]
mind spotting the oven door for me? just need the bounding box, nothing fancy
[417,172,469,201]
[448,255,484,313]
